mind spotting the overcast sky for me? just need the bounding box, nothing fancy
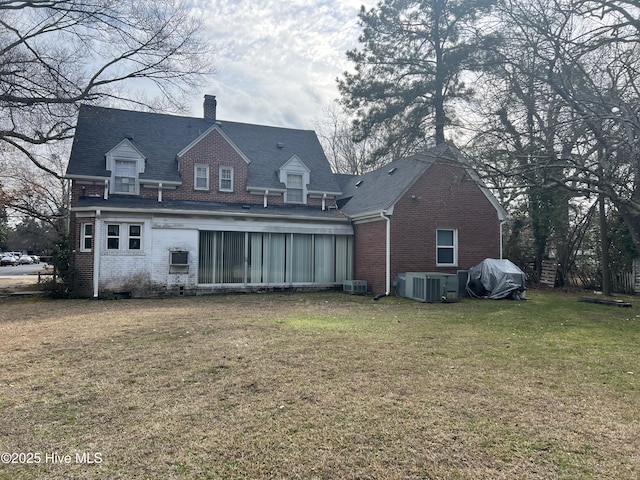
[185,0,373,129]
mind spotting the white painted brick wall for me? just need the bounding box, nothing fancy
[97,214,200,294]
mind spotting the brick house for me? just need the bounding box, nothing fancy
[337,145,508,295]
[65,96,506,298]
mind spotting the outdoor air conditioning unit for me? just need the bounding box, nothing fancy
[170,251,189,265]
[169,250,189,274]
[404,272,459,303]
[343,280,367,294]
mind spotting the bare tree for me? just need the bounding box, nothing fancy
[314,103,391,175]
[0,0,214,176]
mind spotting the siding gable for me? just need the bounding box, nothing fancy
[105,139,146,174]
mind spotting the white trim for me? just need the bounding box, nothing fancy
[219,166,234,192]
[436,228,458,267]
[80,222,93,252]
[105,139,146,166]
[279,155,310,204]
[194,164,210,190]
[93,210,101,298]
[72,204,352,225]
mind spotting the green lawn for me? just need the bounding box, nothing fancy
[0,290,638,479]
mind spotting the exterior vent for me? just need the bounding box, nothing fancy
[388,167,397,175]
[355,180,363,187]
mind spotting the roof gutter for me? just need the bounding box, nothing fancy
[71,205,351,223]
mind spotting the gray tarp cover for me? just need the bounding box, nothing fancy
[466,259,526,299]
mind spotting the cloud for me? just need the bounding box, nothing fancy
[187,0,372,129]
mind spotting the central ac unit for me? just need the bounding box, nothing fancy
[404,272,459,303]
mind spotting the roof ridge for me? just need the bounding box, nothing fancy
[80,103,314,133]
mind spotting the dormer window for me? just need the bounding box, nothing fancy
[114,159,138,194]
[106,139,145,196]
[286,173,303,203]
[279,155,310,204]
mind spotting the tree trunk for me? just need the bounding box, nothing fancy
[599,194,611,296]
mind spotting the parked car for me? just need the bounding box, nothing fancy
[30,255,40,264]
[18,255,34,264]
[1,254,18,266]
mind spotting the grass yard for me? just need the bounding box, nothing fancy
[0,290,638,479]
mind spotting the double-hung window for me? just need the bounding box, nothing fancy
[219,167,233,192]
[436,229,458,266]
[114,159,137,194]
[195,164,209,190]
[286,174,304,203]
[80,223,93,252]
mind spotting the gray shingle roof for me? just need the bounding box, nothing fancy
[338,143,508,221]
[66,104,341,193]
[338,149,437,216]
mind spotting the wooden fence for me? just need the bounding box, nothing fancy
[612,271,635,295]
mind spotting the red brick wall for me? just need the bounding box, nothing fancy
[353,220,388,295]
[71,215,95,296]
[355,162,502,295]
[155,129,253,203]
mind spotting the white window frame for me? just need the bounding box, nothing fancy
[128,224,142,250]
[194,164,210,191]
[105,223,144,252]
[105,139,145,196]
[436,228,458,267]
[80,223,93,252]
[286,173,304,204]
[113,159,138,195]
[106,224,120,250]
[219,166,234,192]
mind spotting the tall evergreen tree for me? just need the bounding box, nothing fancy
[338,0,496,165]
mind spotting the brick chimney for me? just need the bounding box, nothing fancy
[203,94,217,121]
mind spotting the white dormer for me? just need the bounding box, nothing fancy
[105,139,146,195]
[279,155,310,204]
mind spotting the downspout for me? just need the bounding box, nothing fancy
[103,180,109,200]
[93,209,101,298]
[381,210,391,296]
[264,190,268,208]
[500,220,507,259]
[158,183,163,202]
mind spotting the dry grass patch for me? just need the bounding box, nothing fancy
[0,291,638,479]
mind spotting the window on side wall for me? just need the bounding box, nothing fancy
[219,166,233,192]
[80,223,93,252]
[436,229,457,266]
[195,164,209,190]
[286,173,304,203]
